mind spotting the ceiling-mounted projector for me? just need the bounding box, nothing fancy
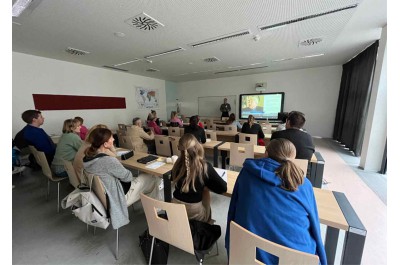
[255,82,266,91]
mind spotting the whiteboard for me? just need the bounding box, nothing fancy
[198,95,236,117]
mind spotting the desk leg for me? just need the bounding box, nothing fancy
[325,227,340,265]
[221,150,228,169]
[163,173,172,202]
[334,192,367,265]
[214,142,225,168]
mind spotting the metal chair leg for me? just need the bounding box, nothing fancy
[115,229,119,260]
[149,236,155,265]
[57,182,60,213]
[47,179,50,200]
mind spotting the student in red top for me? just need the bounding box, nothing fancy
[74,116,89,140]
[147,113,162,135]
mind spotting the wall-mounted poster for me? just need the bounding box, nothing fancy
[136,87,159,109]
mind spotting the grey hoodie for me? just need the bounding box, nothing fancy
[83,155,133,229]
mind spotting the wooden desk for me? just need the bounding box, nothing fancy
[120,151,174,202]
[214,130,238,142]
[202,140,224,167]
[225,173,366,265]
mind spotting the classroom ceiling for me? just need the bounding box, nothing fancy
[12,0,386,83]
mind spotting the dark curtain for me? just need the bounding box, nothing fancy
[333,40,379,156]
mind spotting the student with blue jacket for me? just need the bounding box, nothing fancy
[225,138,327,265]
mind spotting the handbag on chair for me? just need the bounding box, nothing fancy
[139,228,169,265]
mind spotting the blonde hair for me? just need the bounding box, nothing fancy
[62,119,79,133]
[170,111,177,120]
[266,138,304,191]
[85,124,109,143]
[171,134,208,193]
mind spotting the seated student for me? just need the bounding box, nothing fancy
[73,124,117,185]
[276,112,289,131]
[169,111,183,127]
[171,134,227,223]
[148,110,161,126]
[74,116,89,140]
[225,139,327,265]
[225,113,242,130]
[184,115,206,144]
[241,115,265,146]
[21,109,56,164]
[130,117,154,153]
[83,128,157,229]
[51,119,83,177]
[147,113,163,135]
[196,115,204,128]
[271,111,315,160]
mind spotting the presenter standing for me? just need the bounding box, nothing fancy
[220,98,231,119]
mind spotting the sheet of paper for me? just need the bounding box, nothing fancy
[146,161,166,169]
[214,167,227,182]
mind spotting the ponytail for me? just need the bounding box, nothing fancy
[275,160,304,191]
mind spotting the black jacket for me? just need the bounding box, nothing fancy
[270,128,315,160]
[184,125,206,144]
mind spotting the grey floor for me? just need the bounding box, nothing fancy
[12,138,387,264]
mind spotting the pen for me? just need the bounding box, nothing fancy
[221,171,226,177]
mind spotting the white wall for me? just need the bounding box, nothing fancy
[176,65,342,137]
[12,52,166,136]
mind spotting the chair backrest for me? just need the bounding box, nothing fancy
[208,124,216,131]
[86,173,108,210]
[118,124,127,131]
[205,131,217,141]
[116,129,126,139]
[230,143,254,168]
[180,127,185,137]
[262,124,272,134]
[224,125,237,133]
[28,145,55,181]
[168,127,181,137]
[238,133,258,145]
[170,136,180,157]
[63,160,80,188]
[293,159,308,176]
[229,221,319,265]
[125,127,135,136]
[140,193,195,255]
[119,136,134,150]
[155,135,172,157]
[221,117,228,122]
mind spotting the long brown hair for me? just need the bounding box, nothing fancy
[171,134,208,193]
[226,113,236,125]
[85,124,109,143]
[84,128,112,158]
[247,115,255,126]
[266,138,304,191]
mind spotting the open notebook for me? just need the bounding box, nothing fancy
[214,167,227,182]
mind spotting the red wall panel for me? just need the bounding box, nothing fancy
[33,94,126,110]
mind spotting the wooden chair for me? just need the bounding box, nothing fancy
[221,117,228,122]
[140,194,219,265]
[180,127,185,137]
[208,124,217,131]
[119,136,134,150]
[170,136,180,157]
[125,127,135,136]
[117,124,126,131]
[168,127,181,137]
[205,131,217,141]
[229,221,319,265]
[238,133,258,145]
[63,160,80,188]
[155,135,172,157]
[28,146,68,213]
[293,159,309,176]
[229,143,254,170]
[224,125,237,133]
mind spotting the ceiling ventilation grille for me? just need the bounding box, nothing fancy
[144,47,185,59]
[215,65,268,75]
[125,12,165,32]
[102,65,128,72]
[146,68,160,72]
[65,47,90,56]
[203,57,220,63]
[258,4,358,31]
[190,29,251,48]
[299,38,323,46]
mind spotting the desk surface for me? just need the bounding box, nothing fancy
[224,172,348,231]
[120,151,173,177]
[202,140,224,149]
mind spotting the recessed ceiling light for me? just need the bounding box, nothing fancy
[272,53,324,62]
[12,0,33,17]
[114,32,126,38]
[113,58,141,67]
